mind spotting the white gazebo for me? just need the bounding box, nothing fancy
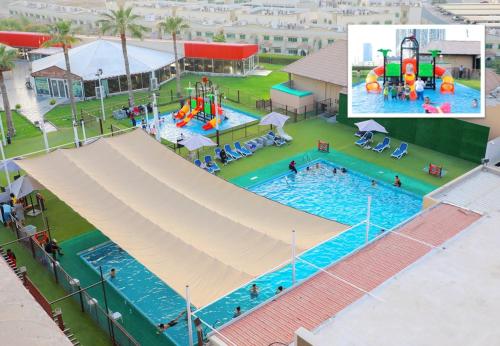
[31,39,179,99]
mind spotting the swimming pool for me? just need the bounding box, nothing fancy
[80,158,423,345]
[157,106,257,142]
[351,80,481,114]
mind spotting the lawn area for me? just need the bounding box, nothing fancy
[456,79,480,90]
[2,63,287,160]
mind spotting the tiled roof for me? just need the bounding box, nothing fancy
[421,40,481,56]
[283,40,347,87]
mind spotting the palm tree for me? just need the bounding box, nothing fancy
[97,6,148,107]
[0,45,17,137]
[43,21,80,122]
[158,16,189,100]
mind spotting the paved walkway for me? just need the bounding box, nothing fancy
[2,60,59,132]
[217,203,481,346]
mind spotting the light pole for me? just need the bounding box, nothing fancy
[96,68,106,121]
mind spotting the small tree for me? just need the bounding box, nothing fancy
[158,16,189,100]
[0,45,17,137]
[98,5,148,107]
[43,21,80,122]
[213,30,226,43]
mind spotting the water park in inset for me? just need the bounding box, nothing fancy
[351,32,482,116]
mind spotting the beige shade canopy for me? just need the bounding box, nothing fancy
[17,130,347,307]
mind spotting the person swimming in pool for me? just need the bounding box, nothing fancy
[371,180,377,187]
[289,160,297,174]
[249,284,259,298]
[471,98,478,108]
[233,306,242,318]
[157,311,186,333]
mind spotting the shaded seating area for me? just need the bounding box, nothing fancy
[372,137,391,153]
[355,131,373,147]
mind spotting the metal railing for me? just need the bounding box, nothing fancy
[4,214,139,346]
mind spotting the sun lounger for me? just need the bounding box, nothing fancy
[267,131,286,146]
[354,131,366,137]
[372,137,390,153]
[194,159,215,173]
[204,155,220,172]
[215,148,234,163]
[391,142,408,159]
[224,144,243,160]
[355,131,373,147]
[234,142,253,156]
[245,140,258,152]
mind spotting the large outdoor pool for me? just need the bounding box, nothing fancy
[80,158,423,345]
[157,106,257,142]
[351,80,481,114]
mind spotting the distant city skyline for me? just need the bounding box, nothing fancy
[363,42,373,62]
[395,28,446,55]
[350,25,484,65]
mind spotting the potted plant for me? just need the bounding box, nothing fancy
[49,99,56,105]
[15,104,21,111]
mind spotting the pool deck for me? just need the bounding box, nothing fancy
[216,203,481,346]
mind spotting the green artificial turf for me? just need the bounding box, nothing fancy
[0,111,41,140]
[456,79,480,90]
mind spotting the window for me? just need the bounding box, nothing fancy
[372,21,380,24]
[83,80,97,98]
[34,78,50,95]
[239,34,246,39]
[288,37,298,42]
[226,33,235,39]
[273,36,283,41]
[273,47,281,53]
[205,32,213,37]
[384,20,392,24]
[196,31,202,36]
[287,48,298,55]
[302,37,308,42]
[327,39,335,44]
[498,44,500,49]
[263,35,269,41]
[395,13,399,18]
[486,43,493,49]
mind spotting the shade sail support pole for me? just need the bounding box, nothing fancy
[186,285,194,346]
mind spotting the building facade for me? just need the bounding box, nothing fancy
[395,28,446,55]
[8,0,422,56]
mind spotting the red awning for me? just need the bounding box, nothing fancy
[0,31,57,49]
[183,41,258,60]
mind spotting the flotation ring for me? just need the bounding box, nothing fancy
[33,231,49,245]
[423,103,451,114]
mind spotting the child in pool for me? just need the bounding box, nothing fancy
[383,84,389,101]
[390,84,398,100]
[397,83,404,100]
[404,84,411,100]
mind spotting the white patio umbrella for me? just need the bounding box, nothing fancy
[179,134,217,151]
[260,112,290,128]
[7,175,43,199]
[0,159,21,173]
[354,120,388,133]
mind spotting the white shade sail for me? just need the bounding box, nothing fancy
[179,134,216,151]
[0,159,21,173]
[260,112,290,128]
[17,130,347,307]
[354,120,388,133]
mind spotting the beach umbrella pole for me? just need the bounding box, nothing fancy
[0,141,10,186]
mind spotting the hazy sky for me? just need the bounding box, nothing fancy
[349,25,484,65]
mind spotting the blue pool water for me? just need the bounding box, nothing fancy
[157,106,257,142]
[80,159,423,345]
[352,80,481,114]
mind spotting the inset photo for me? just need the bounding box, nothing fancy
[348,25,485,118]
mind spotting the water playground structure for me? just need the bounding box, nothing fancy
[365,35,455,101]
[175,77,225,130]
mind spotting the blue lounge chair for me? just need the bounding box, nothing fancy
[268,131,286,146]
[194,159,215,173]
[234,142,252,156]
[372,137,391,153]
[391,142,408,159]
[355,131,373,147]
[215,148,234,164]
[224,144,242,160]
[204,155,220,172]
[245,140,258,152]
